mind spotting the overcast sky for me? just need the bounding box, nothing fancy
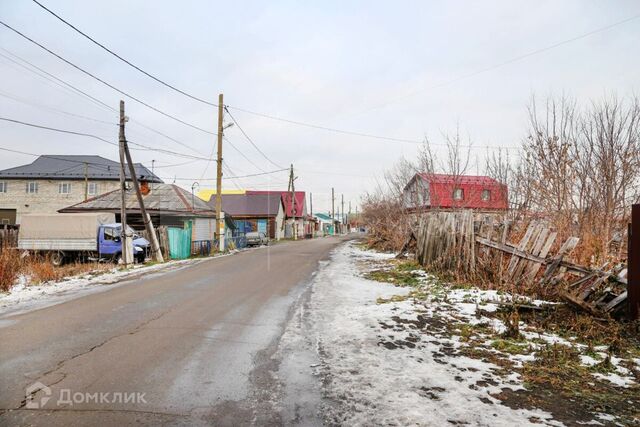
[1,1,639,213]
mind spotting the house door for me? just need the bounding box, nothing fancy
[257,219,267,234]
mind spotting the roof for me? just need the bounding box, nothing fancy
[246,190,306,217]
[59,183,215,216]
[314,213,335,223]
[416,173,502,186]
[209,193,283,217]
[0,155,163,183]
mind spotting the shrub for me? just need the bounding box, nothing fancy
[0,249,22,292]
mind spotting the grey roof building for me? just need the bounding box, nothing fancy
[0,155,162,182]
[0,155,161,225]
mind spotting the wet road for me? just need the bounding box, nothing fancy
[0,237,348,426]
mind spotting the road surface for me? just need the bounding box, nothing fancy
[0,236,349,426]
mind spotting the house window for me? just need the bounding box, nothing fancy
[0,182,6,193]
[453,188,464,201]
[481,189,491,201]
[59,182,72,194]
[1,219,8,225]
[26,182,38,194]
[88,182,98,196]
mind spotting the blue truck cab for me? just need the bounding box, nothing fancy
[99,223,150,263]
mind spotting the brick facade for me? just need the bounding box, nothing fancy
[0,179,120,224]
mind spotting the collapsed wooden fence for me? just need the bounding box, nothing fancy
[410,211,628,317]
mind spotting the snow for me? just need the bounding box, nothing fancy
[278,241,563,426]
[0,257,217,316]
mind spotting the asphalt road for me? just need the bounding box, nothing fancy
[0,236,348,426]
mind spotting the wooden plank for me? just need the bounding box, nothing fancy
[524,231,557,283]
[604,291,627,312]
[507,223,536,279]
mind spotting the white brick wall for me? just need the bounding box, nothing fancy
[0,179,120,224]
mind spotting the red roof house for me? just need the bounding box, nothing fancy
[403,173,508,211]
[246,190,307,218]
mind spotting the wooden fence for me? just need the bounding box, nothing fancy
[411,211,628,317]
[0,227,18,249]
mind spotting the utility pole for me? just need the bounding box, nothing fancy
[288,164,297,240]
[348,200,351,229]
[341,194,344,233]
[151,159,155,191]
[215,93,225,252]
[118,101,130,266]
[121,102,164,263]
[331,187,335,235]
[310,192,313,216]
[83,162,89,201]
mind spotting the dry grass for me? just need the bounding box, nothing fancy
[0,248,23,292]
[0,249,115,291]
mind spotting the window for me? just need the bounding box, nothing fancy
[88,182,98,196]
[103,227,118,241]
[1,219,8,225]
[58,182,72,194]
[0,182,6,193]
[26,182,38,194]
[453,188,464,201]
[481,189,491,201]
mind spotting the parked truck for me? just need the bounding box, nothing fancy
[18,213,150,266]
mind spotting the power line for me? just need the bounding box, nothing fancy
[224,106,284,169]
[161,168,288,181]
[0,20,216,136]
[31,0,218,108]
[0,116,211,161]
[0,46,206,156]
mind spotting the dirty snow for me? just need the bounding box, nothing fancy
[278,241,564,426]
[0,257,214,316]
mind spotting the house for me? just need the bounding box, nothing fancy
[313,213,335,235]
[59,183,235,253]
[0,155,162,225]
[209,193,285,240]
[403,173,508,211]
[246,190,307,238]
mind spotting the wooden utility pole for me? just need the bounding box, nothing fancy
[83,162,89,201]
[118,100,130,266]
[331,187,335,235]
[288,164,297,240]
[121,106,164,263]
[215,93,225,252]
[310,192,313,216]
[341,194,344,231]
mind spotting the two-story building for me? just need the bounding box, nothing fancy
[0,155,162,225]
[403,173,508,212]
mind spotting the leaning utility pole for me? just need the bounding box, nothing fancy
[118,100,130,266]
[121,102,164,263]
[215,93,225,252]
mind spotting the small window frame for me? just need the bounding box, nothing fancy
[481,189,491,201]
[58,182,72,194]
[26,182,39,194]
[0,181,7,193]
[88,182,98,196]
[453,188,464,201]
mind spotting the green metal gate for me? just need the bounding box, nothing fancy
[167,222,192,259]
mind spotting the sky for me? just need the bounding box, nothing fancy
[1,0,639,214]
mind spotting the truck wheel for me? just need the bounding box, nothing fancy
[50,251,65,267]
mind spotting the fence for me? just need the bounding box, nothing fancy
[412,211,629,318]
[0,226,19,249]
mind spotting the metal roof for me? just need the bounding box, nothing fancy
[59,183,215,217]
[211,193,283,217]
[0,155,163,182]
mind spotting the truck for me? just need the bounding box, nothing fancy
[17,213,150,266]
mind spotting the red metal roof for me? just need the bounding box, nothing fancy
[417,173,501,186]
[246,190,306,217]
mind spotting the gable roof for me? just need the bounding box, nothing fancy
[416,173,502,186]
[0,155,162,182]
[59,183,215,216]
[246,190,306,217]
[209,193,283,217]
